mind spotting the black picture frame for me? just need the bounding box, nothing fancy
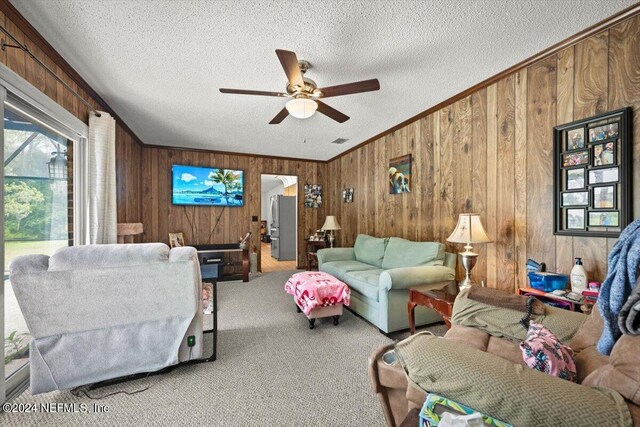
[554,107,632,238]
[592,185,616,209]
[588,166,619,185]
[566,208,585,230]
[561,191,589,207]
[562,150,589,167]
[565,167,586,190]
[566,127,585,151]
[591,141,616,167]
[588,211,620,228]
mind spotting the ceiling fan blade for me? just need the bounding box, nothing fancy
[318,78,380,98]
[316,101,349,123]
[219,88,287,97]
[275,49,305,88]
[269,107,289,124]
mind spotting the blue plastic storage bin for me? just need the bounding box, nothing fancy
[527,272,568,292]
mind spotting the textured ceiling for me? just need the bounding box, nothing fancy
[261,175,284,193]
[261,174,297,193]
[11,0,635,161]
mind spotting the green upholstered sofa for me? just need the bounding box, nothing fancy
[317,234,456,333]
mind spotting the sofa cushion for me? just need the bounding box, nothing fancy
[444,325,525,366]
[320,260,374,281]
[354,234,388,268]
[344,269,383,302]
[382,238,445,270]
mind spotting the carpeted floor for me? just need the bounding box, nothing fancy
[3,270,445,426]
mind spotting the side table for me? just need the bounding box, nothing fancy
[305,239,327,270]
[408,284,457,335]
[517,287,593,314]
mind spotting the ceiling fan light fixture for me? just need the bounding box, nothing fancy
[285,98,317,119]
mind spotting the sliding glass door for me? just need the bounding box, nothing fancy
[0,63,88,403]
[3,104,74,392]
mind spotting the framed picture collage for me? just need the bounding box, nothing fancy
[553,107,632,238]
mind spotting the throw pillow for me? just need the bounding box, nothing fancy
[353,234,388,268]
[520,322,578,382]
[381,238,445,269]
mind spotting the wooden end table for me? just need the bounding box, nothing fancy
[305,239,327,270]
[408,284,457,335]
[307,252,319,271]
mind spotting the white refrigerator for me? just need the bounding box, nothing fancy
[270,195,296,260]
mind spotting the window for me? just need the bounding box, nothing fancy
[3,105,74,382]
[0,63,88,403]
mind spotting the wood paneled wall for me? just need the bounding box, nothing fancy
[327,15,640,291]
[0,6,143,229]
[141,147,327,270]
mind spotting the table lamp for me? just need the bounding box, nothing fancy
[446,213,492,289]
[321,216,341,248]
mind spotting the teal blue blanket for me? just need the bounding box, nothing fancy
[597,218,640,355]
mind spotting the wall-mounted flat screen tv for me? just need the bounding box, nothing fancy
[172,164,244,207]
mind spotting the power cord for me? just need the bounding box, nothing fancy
[70,372,152,400]
[72,338,196,399]
[519,297,535,330]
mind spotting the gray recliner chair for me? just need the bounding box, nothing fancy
[9,243,203,394]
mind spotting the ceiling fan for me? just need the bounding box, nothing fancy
[219,49,380,124]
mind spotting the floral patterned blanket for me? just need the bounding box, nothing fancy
[284,271,350,316]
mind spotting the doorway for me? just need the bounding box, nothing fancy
[260,174,298,272]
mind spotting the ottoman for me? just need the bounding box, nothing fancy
[284,271,351,329]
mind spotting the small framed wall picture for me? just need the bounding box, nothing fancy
[593,185,615,209]
[565,168,585,190]
[304,184,322,208]
[588,211,619,227]
[566,128,585,150]
[388,154,412,194]
[588,166,619,184]
[566,209,585,230]
[589,122,619,142]
[592,141,615,167]
[562,150,588,167]
[342,188,354,203]
[561,191,588,207]
[553,107,631,238]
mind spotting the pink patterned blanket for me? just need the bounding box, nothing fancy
[285,271,351,316]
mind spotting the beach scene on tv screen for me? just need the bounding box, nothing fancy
[172,165,244,206]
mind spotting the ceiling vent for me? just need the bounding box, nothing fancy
[331,138,349,145]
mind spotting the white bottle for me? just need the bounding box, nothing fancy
[570,258,587,293]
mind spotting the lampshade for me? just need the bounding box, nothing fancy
[286,98,317,119]
[446,213,491,244]
[321,216,341,231]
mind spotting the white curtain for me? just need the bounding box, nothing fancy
[88,111,117,244]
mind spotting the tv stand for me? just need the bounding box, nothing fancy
[193,243,249,282]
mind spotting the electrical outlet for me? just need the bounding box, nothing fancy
[187,335,196,347]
